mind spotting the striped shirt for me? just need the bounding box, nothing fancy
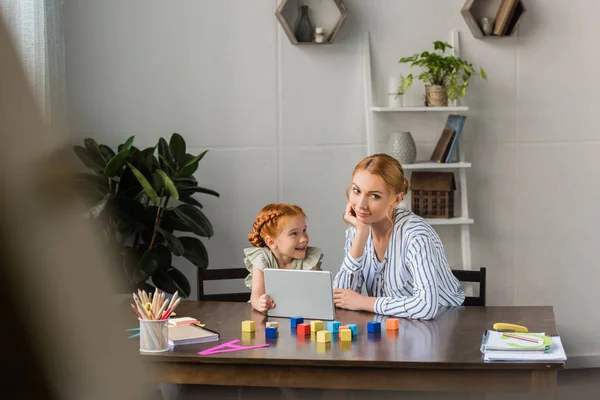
[333,208,465,320]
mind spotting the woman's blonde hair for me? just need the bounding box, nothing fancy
[248,203,307,247]
[349,153,410,197]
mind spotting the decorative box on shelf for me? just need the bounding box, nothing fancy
[411,172,456,219]
[275,0,348,45]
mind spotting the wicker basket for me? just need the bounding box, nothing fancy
[425,85,448,107]
[411,172,455,218]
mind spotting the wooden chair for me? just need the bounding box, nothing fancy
[451,267,486,306]
[197,268,251,302]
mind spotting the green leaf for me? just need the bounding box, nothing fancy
[157,137,172,167]
[480,67,487,80]
[84,138,107,165]
[179,237,209,269]
[172,204,214,237]
[73,146,104,171]
[113,197,149,232]
[118,135,135,153]
[178,150,208,177]
[156,169,179,200]
[158,155,175,174]
[401,74,413,95]
[179,196,203,208]
[104,150,130,177]
[137,249,161,276]
[99,145,116,161]
[152,267,190,297]
[177,185,220,198]
[127,162,159,205]
[169,133,186,166]
[156,227,184,256]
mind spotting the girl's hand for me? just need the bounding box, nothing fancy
[256,294,275,313]
[333,288,364,311]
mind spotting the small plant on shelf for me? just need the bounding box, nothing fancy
[399,41,487,106]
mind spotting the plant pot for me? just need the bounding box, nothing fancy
[425,85,448,107]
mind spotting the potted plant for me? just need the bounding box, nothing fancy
[399,41,487,107]
[73,133,218,298]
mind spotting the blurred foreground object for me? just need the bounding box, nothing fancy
[0,15,149,400]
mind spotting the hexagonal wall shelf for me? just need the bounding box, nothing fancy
[461,0,526,39]
[276,0,348,45]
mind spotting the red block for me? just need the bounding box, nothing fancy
[296,323,311,336]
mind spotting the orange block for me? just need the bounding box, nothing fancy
[386,318,399,330]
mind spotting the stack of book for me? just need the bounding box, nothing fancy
[493,0,526,36]
[480,331,567,362]
[430,114,466,163]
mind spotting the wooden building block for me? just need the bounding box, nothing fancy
[266,321,279,329]
[297,323,311,336]
[310,320,323,332]
[265,326,278,339]
[367,321,381,333]
[242,320,256,333]
[347,323,358,336]
[339,328,352,341]
[327,321,341,333]
[386,318,399,330]
[316,330,331,343]
[290,316,304,327]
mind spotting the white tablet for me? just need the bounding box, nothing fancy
[263,269,336,321]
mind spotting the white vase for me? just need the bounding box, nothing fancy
[389,131,416,165]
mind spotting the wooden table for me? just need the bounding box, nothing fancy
[135,302,564,393]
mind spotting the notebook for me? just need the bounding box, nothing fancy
[484,336,567,363]
[481,330,551,352]
[168,323,219,347]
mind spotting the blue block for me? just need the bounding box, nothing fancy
[367,321,381,333]
[265,327,278,339]
[327,321,341,333]
[347,323,358,336]
[290,316,304,328]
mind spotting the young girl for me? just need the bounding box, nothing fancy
[244,203,323,314]
[333,154,464,320]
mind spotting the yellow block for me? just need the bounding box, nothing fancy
[310,320,323,332]
[316,330,331,343]
[241,320,256,332]
[339,328,352,342]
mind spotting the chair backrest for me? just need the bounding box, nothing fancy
[197,268,251,302]
[451,267,486,306]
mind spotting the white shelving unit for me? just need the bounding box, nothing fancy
[362,29,473,271]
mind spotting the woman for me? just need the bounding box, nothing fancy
[333,154,464,320]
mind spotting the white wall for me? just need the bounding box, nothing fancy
[64,0,600,366]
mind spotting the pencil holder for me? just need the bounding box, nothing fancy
[139,318,169,353]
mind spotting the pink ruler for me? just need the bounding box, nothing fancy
[198,339,269,355]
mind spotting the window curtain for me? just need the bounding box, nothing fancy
[0,0,67,134]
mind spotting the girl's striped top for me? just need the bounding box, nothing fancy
[333,207,465,320]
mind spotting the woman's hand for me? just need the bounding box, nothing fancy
[343,203,359,227]
[256,294,275,314]
[333,289,365,311]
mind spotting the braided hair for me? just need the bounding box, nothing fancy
[248,203,307,247]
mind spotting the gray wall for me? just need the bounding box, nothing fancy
[64,0,600,367]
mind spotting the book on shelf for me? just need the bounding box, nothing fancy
[493,0,520,36]
[443,115,467,163]
[430,127,456,163]
[503,1,526,36]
